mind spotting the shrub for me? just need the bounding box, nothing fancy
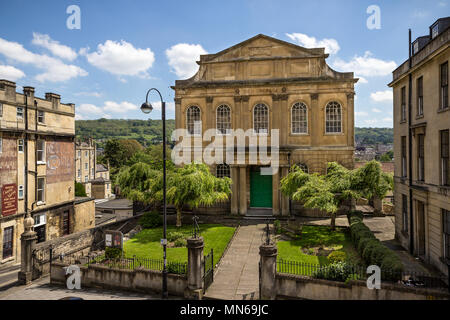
[273,220,282,234]
[167,231,185,242]
[173,238,186,248]
[328,251,347,263]
[75,181,87,197]
[139,211,162,229]
[313,262,353,282]
[105,247,122,259]
[167,262,187,275]
[347,210,363,224]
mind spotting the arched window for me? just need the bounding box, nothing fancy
[325,101,342,133]
[216,163,230,178]
[186,106,201,135]
[291,102,308,134]
[297,163,309,173]
[216,105,231,135]
[253,103,269,134]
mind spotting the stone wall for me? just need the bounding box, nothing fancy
[31,213,143,280]
[275,273,450,300]
[50,262,187,296]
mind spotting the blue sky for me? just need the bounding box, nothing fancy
[0,0,448,126]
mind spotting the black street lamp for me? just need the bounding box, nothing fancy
[141,88,168,299]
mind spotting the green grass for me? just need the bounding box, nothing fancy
[276,225,363,267]
[124,224,235,266]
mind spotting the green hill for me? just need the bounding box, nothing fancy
[75,119,393,147]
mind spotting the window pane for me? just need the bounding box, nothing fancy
[216,105,231,134]
[292,102,307,133]
[187,106,201,135]
[253,104,269,134]
[325,101,341,133]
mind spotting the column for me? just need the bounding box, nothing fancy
[239,166,247,215]
[310,93,319,146]
[230,166,239,215]
[259,243,277,300]
[185,237,204,299]
[174,98,182,129]
[272,169,280,216]
[347,93,355,148]
[206,96,214,131]
[281,166,290,216]
[18,214,38,285]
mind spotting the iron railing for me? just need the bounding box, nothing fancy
[276,259,449,291]
[57,252,187,275]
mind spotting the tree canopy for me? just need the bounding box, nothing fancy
[117,162,232,227]
[281,160,393,229]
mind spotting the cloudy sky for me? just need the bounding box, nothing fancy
[0,0,447,126]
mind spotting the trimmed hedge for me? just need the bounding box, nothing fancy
[139,211,163,229]
[348,211,403,279]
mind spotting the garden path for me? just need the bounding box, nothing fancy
[204,223,266,300]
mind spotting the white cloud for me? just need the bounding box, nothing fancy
[166,43,207,79]
[370,90,393,102]
[77,103,104,114]
[372,108,382,113]
[0,64,25,81]
[75,114,84,120]
[150,101,175,112]
[286,33,340,55]
[382,117,393,122]
[85,40,155,77]
[333,51,397,77]
[75,91,102,98]
[102,101,138,113]
[355,111,369,117]
[32,33,77,61]
[364,119,379,125]
[0,37,87,82]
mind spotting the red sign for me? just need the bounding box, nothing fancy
[2,184,17,216]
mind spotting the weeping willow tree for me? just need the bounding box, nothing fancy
[117,162,232,227]
[280,160,393,230]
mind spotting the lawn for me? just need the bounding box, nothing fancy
[123,224,235,266]
[276,225,362,267]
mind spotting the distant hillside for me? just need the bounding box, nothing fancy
[354,127,393,146]
[76,119,393,147]
[75,119,175,147]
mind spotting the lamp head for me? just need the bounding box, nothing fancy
[140,102,153,114]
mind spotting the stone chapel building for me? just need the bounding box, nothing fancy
[172,34,357,217]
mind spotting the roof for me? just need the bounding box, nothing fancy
[96,163,108,172]
[90,176,110,184]
[95,198,132,210]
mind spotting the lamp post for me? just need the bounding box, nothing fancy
[141,88,168,299]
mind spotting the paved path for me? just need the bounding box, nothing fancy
[0,276,175,300]
[205,224,265,300]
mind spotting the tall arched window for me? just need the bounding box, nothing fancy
[291,102,308,134]
[186,106,201,135]
[216,163,230,178]
[325,101,342,133]
[253,103,269,134]
[216,105,231,135]
[297,163,309,173]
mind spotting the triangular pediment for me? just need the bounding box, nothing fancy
[201,34,326,63]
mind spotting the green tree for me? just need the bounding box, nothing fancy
[281,160,393,230]
[75,181,87,197]
[117,162,232,227]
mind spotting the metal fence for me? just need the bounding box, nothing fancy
[277,259,449,291]
[56,252,187,275]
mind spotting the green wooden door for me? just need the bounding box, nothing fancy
[250,170,272,208]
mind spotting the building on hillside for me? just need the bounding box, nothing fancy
[388,17,450,279]
[172,34,357,217]
[0,80,95,267]
[75,138,111,199]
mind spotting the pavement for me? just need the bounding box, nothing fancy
[204,224,265,300]
[0,276,170,300]
[0,264,20,290]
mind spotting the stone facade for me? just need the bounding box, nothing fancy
[0,80,95,268]
[388,18,450,278]
[172,34,356,216]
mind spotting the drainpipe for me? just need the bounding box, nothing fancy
[24,94,28,216]
[408,29,414,255]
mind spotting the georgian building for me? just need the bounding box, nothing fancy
[0,80,94,267]
[75,138,111,199]
[388,17,450,279]
[172,34,357,217]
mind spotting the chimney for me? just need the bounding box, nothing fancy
[45,92,61,109]
[23,86,35,105]
[0,79,17,101]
